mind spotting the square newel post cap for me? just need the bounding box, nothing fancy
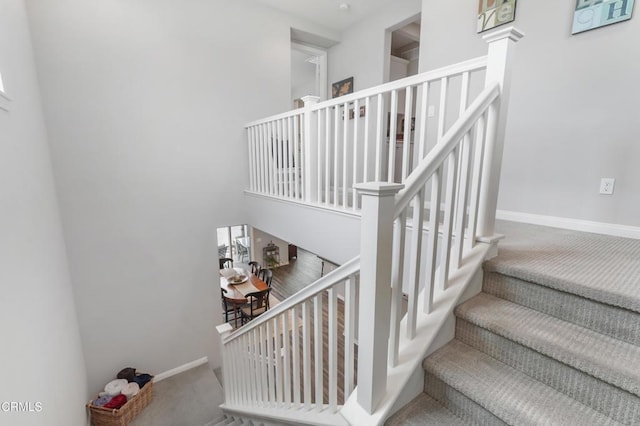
[482,26,525,43]
[355,182,405,197]
[301,95,320,106]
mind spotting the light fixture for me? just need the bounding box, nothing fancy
[339,3,351,11]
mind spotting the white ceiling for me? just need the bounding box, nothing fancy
[253,0,397,32]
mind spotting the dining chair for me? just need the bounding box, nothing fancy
[258,268,273,287]
[248,261,261,275]
[219,257,233,270]
[240,288,271,324]
[235,240,249,262]
[220,288,240,326]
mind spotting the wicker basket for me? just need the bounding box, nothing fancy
[87,380,154,426]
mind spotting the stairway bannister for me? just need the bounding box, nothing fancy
[477,26,525,239]
[227,26,524,426]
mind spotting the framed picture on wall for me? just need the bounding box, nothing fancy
[572,0,635,34]
[332,77,354,98]
[477,0,517,33]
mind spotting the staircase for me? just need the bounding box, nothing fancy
[387,221,640,425]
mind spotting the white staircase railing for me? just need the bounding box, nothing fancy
[246,57,490,212]
[222,26,523,425]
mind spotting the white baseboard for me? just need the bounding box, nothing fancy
[154,357,209,382]
[496,210,640,240]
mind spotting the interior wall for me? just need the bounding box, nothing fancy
[291,48,317,102]
[420,0,640,227]
[328,0,421,92]
[25,0,336,395]
[0,1,87,424]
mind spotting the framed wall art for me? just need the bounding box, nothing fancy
[572,0,635,34]
[477,0,517,33]
[332,77,354,98]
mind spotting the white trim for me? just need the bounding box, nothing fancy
[154,357,209,382]
[244,190,361,220]
[496,210,640,240]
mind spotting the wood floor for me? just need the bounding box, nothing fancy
[271,248,357,406]
[270,248,325,301]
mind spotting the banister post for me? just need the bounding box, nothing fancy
[354,182,404,414]
[216,323,234,403]
[302,95,320,203]
[477,26,524,238]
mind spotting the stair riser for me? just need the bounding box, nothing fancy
[424,372,507,426]
[456,319,640,425]
[484,271,640,346]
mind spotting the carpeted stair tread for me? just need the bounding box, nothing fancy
[489,220,640,314]
[455,293,640,396]
[424,340,623,425]
[483,271,640,346]
[456,318,640,425]
[385,393,468,425]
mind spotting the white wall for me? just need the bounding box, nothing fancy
[291,48,317,102]
[251,227,290,268]
[328,0,421,91]
[245,196,360,265]
[0,1,87,424]
[25,0,336,395]
[421,0,640,228]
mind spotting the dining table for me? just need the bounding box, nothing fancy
[220,266,269,304]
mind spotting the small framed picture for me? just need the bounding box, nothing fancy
[477,0,517,33]
[332,77,354,98]
[572,0,635,34]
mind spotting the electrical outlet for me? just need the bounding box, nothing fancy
[599,178,615,195]
[427,105,435,117]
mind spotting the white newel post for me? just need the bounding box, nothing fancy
[477,26,524,238]
[302,95,320,203]
[216,323,234,402]
[354,182,404,414]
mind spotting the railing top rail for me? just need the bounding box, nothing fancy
[394,82,500,217]
[245,107,306,129]
[223,256,361,344]
[308,55,487,112]
[244,55,488,129]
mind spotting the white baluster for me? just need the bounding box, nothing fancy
[274,315,283,404]
[302,95,320,203]
[375,93,384,181]
[324,107,331,205]
[352,99,359,210]
[302,300,312,410]
[425,168,443,311]
[282,311,291,407]
[389,212,407,366]
[343,276,356,397]
[387,90,398,183]
[292,305,301,406]
[314,293,323,411]
[407,188,424,339]
[438,147,459,290]
[417,82,430,161]
[363,96,371,184]
[401,86,414,180]
[328,287,338,411]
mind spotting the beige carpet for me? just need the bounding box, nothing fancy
[129,364,224,426]
[388,220,640,425]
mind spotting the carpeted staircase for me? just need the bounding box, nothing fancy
[387,221,640,425]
